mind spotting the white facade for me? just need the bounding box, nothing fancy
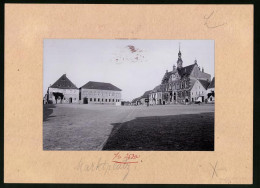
[80,88,121,105]
[48,87,79,104]
[190,80,207,103]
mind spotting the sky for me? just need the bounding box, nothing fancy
[43,39,214,101]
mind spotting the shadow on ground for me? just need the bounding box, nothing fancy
[102,112,214,151]
[43,104,56,122]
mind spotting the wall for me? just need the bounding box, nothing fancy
[48,88,79,104]
[190,80,207,102]
[80,88,121,105]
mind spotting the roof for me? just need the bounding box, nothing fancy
[132,97,141,103]
[198,79,211,90]
[208,77,215,89]
[152,85,162,92]
[50,74,78,89]
[161,71,173,84]
[190,79,197,89]
[161,63,196,84]
[177,63,196,77]
[80,81,122,91]
[141,90,153,99]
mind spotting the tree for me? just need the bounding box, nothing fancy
[52,92,64,104]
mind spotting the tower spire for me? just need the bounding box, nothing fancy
[177,43,183,69]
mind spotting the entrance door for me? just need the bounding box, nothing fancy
[202,96,204,102]
[83,97,88,104]
[69,98,72,103]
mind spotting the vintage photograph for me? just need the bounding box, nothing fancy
[43,39,215,151]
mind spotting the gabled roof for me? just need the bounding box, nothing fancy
[190,79,197,89]
[80,81,122,91]
[198,79,211,90]
[50,74,78,89]
[141,90,153,98]
[152,85,162,92]
[161,71,173,84]
[178,63,196,77]
[208,77,215,89]
[162,63,196,84]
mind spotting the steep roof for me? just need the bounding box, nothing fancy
[80,81,122,91]
[161,71,173,84]
[208,77,215,89]
[50,74,78,89]
[198,79,211,90]
[190,79,197,89]
[162,63,196,84]
[178,63,196,77]
[141,90,152,98]
[152,85,162,92]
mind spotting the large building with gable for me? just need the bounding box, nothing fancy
[79,81,122,105]
[149,47,213,105]
[47,74,79,104]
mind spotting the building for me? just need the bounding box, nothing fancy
[149,46,212,105]
[121,101,131,106]
[131,97,141,106]
[149,85,163,105]
[79,81,122,105]
[140,90,152,105]
[190,79,210,103]
[207,77,215,103]
[47,74,79,104]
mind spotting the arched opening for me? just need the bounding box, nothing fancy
[69,97,72,103]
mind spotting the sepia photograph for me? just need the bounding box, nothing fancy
[43,39,215,151]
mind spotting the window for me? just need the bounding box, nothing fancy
[94,98,96,102]
[98,98,100,102]
[109,99,111,102]
[113,99,114,102]
[90,98,92,101]
[102,99,103,102]
[105,99,107,102]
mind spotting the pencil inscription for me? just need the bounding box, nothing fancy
[204,11,227,29]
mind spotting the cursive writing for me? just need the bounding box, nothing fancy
[204,11,227,29]
[74,157,131,180]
